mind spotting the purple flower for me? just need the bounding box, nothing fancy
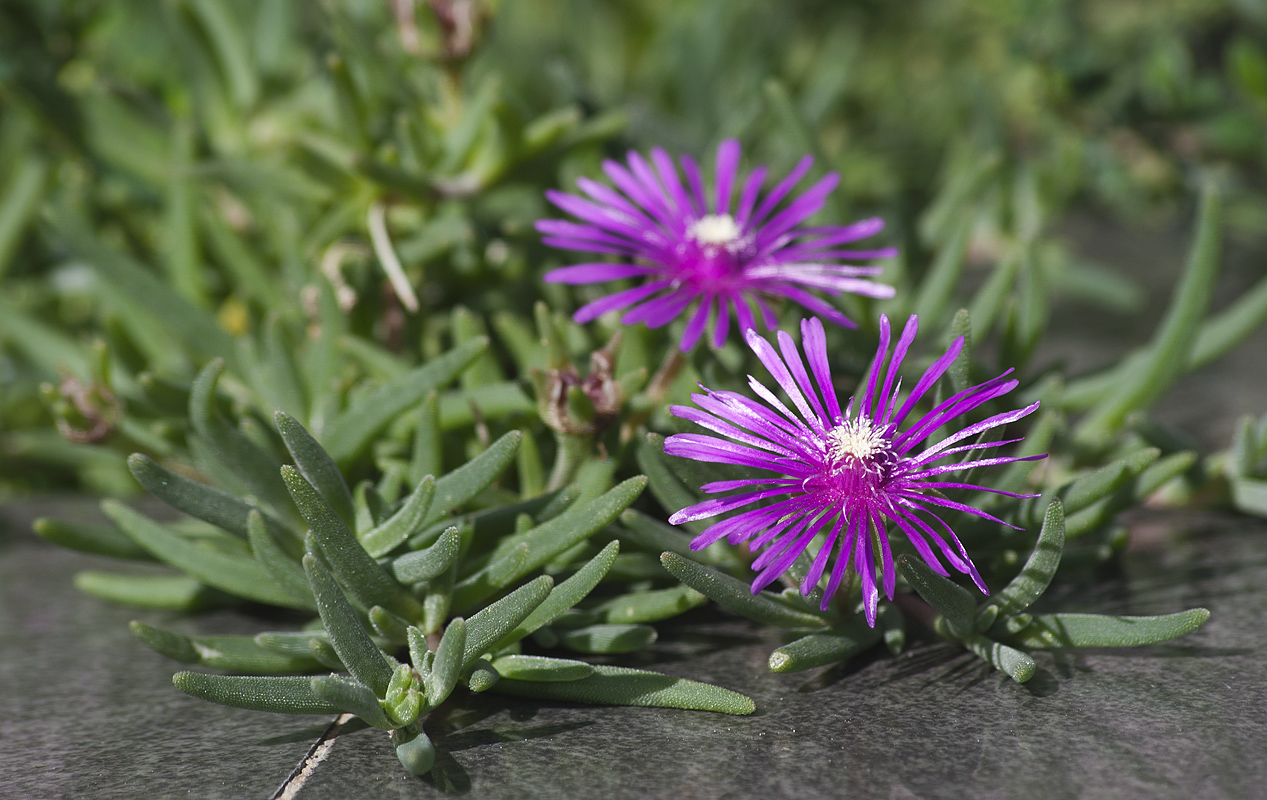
[537,140,897,351]
[665,316,1044,626]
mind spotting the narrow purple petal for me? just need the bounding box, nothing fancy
[751,155,813,226]
[714,139,741,216]
[573,280,671,323]
[680,297,714,352]
[801,317,842,422]
[735,166,768,226]
[544,264,659,284]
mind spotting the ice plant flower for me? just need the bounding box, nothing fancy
[537,140,897,351]
[665,316,1045,625]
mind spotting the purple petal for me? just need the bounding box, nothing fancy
[712,297,730,349]
[750,155,813,226]
[801,317,842,422]
[573,280,671,323]
[735,166,768,226]
[544,264,659,284]
[714,139,741,216]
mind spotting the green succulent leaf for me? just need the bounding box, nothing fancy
[310,674,393,729]
[284,467,424,621]
[490,655,594,682]
[598,585,708,624]
[768,621,884,673]
[73,571,211,610]
[33,517,153,561]
[188,360,296,526]
[1009,608,1211,649]
[963,633,1036,683]
[662,552,829,629]
[617,509,694,558]
[991,499,1064,617]
[425,617,466,706]
[322,338,488,464]
[393,729,436,776]
[392,526,461,584]
[275,411,355,526]
[128,454,263,540]
[173,673,339,715]
[246,510,314,609]
[423,430,522,526]
[557,623,657,654]
[361,476,436,556]
[131,621,322,674]
[452,476,645,612]
[896,554,977,637]
[462,575,553,671]
[302,553,395,697]
[103,500,305,608]
[492,665,755,715]
[495,540,620,650]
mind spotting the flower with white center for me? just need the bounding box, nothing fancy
[538,140,897,351]
[664,316,1045,625]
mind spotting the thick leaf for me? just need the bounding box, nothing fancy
[393,730,436,776]
[896,554,976,637]
[557,623,656,654]
[495,541,620,649]
[188,361,296,526]
[662,552,828,629]
[492,665,755,715]
[991,500,1064,618]
[392,527,461,584]
[276,412,355,526]
[490,655,594,682]
[128,454,263,540]
[322,338,488,463]
[311,675,393,729]
[451,477,645,612]
[1074,186,1222,446]
[173,673,339,714]
[246,510,314,609]
[462,575,553,671]
[73,571,210,610]
[131,622,321,674]
[636,435,706,532]
[598,585,708,624]
[303,554,395,697]
[284,467,424,621]
[361,476,436,557]
[1009,609,1211,649]
[617,509,694,558]
[103,501,304,608]
[409,393,441,487]
[768,623,883,673]
[34,517,153,561]
[424,431,521,526]
[425,617,466,706]
[964,633,1036,683]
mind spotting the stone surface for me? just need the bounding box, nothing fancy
[2,499,1265,799]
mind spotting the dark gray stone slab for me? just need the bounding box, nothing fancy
[6,500,1258,799]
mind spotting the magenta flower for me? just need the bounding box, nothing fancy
[537,140,897,351]
[665,316,1045,625]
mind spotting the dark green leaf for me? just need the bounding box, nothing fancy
[462,575,553,671]
[131,622,321,674]
[768,622,883,673]
[1009,609,1211,649]
[495,541,620,649]
[662,552,829,629]
[33,517,153,561]
[896,554,976,637]
[362,476,436,557]
[992,500,1064,617]
[275,411,355,526]
[557,623,656,654]
[311,675,393,729]
[490,655,594,682]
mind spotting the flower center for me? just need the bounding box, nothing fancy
[687,214,742,246]
[826,418,889,463]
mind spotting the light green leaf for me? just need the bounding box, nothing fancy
[311,675,393,729]
[768,622,883,673]
[275,411,355,526]
[73,571,210,610]
[284,467,424,621]
[173,673,339,714]
[361,476,436,557]
[963,633,1036,683]
[490,655,594,682]
[425,617,466,706]
[662,552,829,629]
[598,585,708,624]
[247,510,313,609]
[557,623,656,654]
[34,517,153,561]
[462,575,553,671]
[322,338,488,463]
[392,527,461,584]
[303,554,395,697]
[492,665,755,715]
[103,500,303,608]
[1009,609,1211,649]
[495,541,620,650]
[991,500,1064,618]
[130,621,321,674]
[424,430,521,526]
[896,554,976,638]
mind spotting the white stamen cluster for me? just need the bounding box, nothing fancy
[825,417,888,463]
[687,214,742,246]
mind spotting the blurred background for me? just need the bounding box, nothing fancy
[3,0,1266,497]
